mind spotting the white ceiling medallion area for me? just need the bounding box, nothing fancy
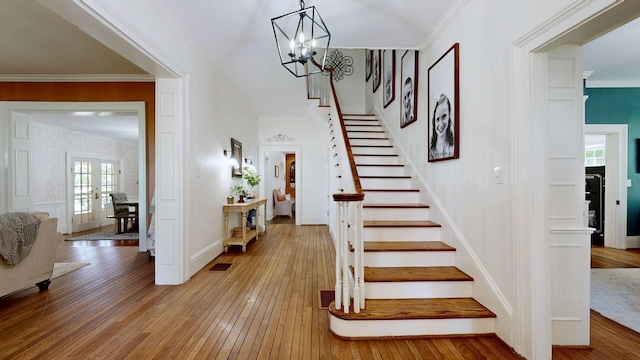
[265,134,295,143]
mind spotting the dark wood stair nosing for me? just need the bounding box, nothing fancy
[328,298,497,321]
[363,203,430,209]
[363,220,441,228]
[364,266,474,283]
[360,241,454,252]
[360,175,411,179]
[363,189,419,193]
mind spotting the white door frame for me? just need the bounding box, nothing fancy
[0,101,148,252]
[259,145,301,225]
[585,124,628,249]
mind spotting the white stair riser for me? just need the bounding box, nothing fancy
[350,138,391,146]
[358,166,404,176]
[365,281,472,299]
[363,207,429,221]
[363,250,453,267]
[363,191,418,203]
[345,124,384,133]
[329,317,495,338]
[351,146,395,155]
[363,226,441,241]
[360,178,412,189]
[354,156,400,165]
[344,116,377,121]
[347,131,386,138]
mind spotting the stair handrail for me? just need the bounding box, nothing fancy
[325,67,365,313]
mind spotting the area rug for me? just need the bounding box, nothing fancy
[591,268,640,333]
[52,262,90,279]
[66,230,138,241]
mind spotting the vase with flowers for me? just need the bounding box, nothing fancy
[230,183,245,203]
[242,165,261,198]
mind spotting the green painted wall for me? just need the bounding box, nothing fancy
[585,87,640,236]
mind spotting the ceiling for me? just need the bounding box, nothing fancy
[0,0,638,140]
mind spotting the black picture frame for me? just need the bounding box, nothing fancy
[231,138,242,178]
[400,50,418,128]
[372,50,381,93]
[427,43,459,162]
[365,49,372,82]
[383,49,396,108]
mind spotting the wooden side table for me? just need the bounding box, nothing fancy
[223,198,267,252]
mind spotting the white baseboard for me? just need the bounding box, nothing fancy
[33,202,67,233]
[189,240,224,278]
[627,236,640,249]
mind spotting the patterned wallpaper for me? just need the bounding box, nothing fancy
[32,122,139,204]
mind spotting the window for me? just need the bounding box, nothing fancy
[585,146,605,166]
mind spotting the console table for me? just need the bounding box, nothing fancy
[223,198,267,252]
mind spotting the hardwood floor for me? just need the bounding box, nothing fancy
[0,224,523,359]
[553,245,640,359]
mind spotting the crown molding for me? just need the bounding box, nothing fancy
[586,79,640,88]
[0,74,155,82]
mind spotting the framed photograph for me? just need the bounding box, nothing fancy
[372,50,381,93]
[427,43,459,162]
[231,137,242,177]
[383,50,396,108]
[400,50,418,128]
[365,50,372,82]
[275,165,280,178]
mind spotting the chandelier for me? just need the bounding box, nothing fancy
[271,0,331,77]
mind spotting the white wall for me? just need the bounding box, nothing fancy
[32,121,139,204]
[330,49,367,115]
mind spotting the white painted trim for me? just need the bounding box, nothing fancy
[189,240,223,278]
[585,124,628,249]
[33,201,67,233]
[586,80,640,88]
[258,145,302,226]
[627,236,640,248]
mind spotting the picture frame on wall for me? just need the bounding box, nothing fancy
[372,50,381,93]
[231,137,242,177]
[400,50,418,128]
[365,49,372,82]
[427,43,459,162]
[383,49,396,108]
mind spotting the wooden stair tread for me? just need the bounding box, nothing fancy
[349,137,390,140]
[365,266,473,282]
[329,298,496,321]
[351,145,393,148]
[353,154,399,157]
[363,241,453,251]
[360,175,411,179]
[364,220,440,228]
[363,189,418,192]
[363,203,429,209]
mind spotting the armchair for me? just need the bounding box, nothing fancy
[273,188,293,217]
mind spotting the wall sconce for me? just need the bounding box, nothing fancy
[244,158,253,166]
[224,149,239,168]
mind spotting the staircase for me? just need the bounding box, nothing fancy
[328,114,496,338]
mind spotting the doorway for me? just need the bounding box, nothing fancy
[584,124,628,249]
[259,145,302,225]
[0,101,148,252]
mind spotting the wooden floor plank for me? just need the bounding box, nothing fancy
[17,223,637,359]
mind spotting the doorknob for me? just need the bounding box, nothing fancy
[95,193,100,199]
